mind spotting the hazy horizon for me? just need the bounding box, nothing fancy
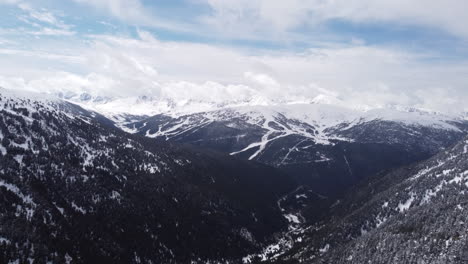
[0,0,467,113]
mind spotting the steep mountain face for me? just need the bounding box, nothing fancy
[250,136,468,264]
[0,89,296,264]
[123,104,468,197]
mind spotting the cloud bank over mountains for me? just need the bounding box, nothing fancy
[0,0,467,113]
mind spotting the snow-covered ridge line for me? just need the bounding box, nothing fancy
[89,99,462,133]
[51,88,464,119]
[137,103,463,149]
[1,88,464,134]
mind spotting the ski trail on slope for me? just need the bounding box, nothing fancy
[279,139,309,166]
[343,154,353,176]
[230,114,293,160]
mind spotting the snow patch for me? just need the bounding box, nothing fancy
[13,155,24,165]
[284,214,301,224]
[71,202,87,214]
[397,193,415,212]
[0,144,6,156]
[0,236,11,244]
[0,180,36,206]
[319,244,330,253]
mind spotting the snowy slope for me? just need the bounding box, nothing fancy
[122,101,467,196]
[0,88,296,263]
[67,92,464,134]
[255,136,468,264]
[127,103,464,152]
[11,88,468,196]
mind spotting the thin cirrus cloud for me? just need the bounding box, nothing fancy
[0,0,76,36]
[0,0,466,113]
[71,0,200,34]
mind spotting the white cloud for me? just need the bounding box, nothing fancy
[201,0,468,39]
[68,0,468,43]
[18,3,61,25]
[0,72,121,99]
[201,0,311,34]
[0,48,83,63]
[15,2,71,29]
[0,31,467,113]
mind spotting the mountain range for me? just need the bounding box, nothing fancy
[1,88,467,263]
[68,92,468,197]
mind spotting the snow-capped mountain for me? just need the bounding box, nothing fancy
[2,87,468,263]
[61,91,467,125]
[0,89,297,263]
[253,136,468,264]
[117,101,468,197]
[26,90,467,197]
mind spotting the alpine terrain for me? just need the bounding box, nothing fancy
[248,135,468,264]
[0,1,467,263]
[0,89,297,263]
[3,88,467,263]
[71,93,468,197]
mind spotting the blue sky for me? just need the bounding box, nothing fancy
[0,0,467,112]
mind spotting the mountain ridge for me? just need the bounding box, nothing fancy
[42,89,467,124]
[120,102,467,197]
